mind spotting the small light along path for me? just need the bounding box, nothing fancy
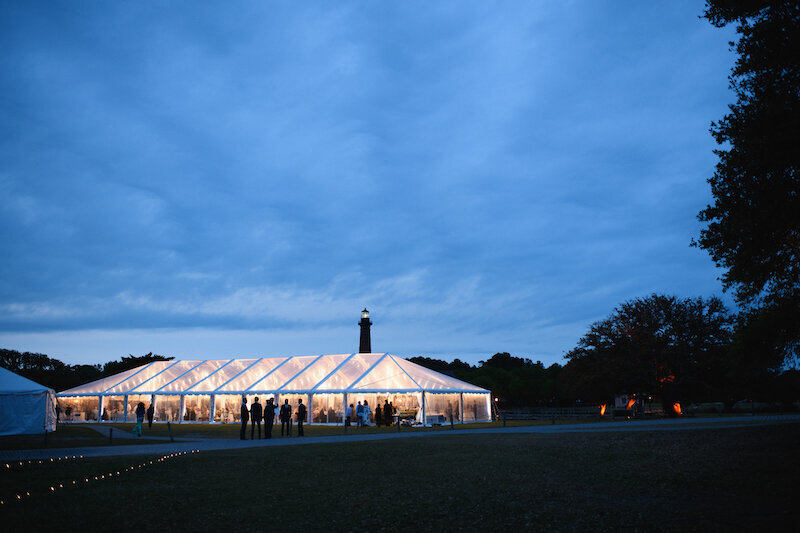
[0,450,200,507]
[2,414,799,463]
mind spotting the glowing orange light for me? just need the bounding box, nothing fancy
[673,403,682,415]
[599,404,607,416]
[626,399,636,409]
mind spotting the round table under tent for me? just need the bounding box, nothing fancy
[56,353,492,426]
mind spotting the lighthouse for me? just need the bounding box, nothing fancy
[359,308,372,353]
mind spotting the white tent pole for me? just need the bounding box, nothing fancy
[179,395,185,423]
[460,392,464,424]
[422,391,426,427]
[97,395,103,424]
[209,394,216,423]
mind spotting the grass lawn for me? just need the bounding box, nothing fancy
[1,423,798,532]
[0,424,167,450]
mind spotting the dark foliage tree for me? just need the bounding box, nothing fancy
[0,349,172,392]
[410,353,561,406]
[101,352,173,376]
[695,1,800,365]
[560,295,733,412]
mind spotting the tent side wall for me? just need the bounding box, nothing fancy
[0,392,55,435]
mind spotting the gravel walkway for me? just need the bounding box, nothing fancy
[3,414,799,462]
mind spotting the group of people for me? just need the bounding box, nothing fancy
[345,399,396,427]
[240,397,306,440]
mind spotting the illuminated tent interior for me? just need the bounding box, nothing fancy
[56,353,491,426]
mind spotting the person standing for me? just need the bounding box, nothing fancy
[362,400,371,427]
[375,403,383,427]
[356,401,364,428]
[133,402,145,436]
[296,398,307,436]
[264,397,276,438]
[280,399,292,437]
[240,397,249,440]
[146,403,155,428]
[250,397,263,440]
[384,400,392,426]
[345,403,353,427]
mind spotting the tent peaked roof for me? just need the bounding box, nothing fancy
[0,366,53,394]
[58,354,489,395]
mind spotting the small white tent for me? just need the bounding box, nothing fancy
[0,366,57,435]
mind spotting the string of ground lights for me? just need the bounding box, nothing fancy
[1,449,200,506]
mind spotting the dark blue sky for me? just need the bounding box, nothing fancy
[1,2,736,366]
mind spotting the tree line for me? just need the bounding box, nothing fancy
[0,349,173,392]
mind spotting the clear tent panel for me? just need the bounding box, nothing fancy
[126,394,152,422]
[101,395,125,422]
[159,360,227,392]
[250,356,319,392]
[462,393,491,421]
[59,364,151,395]
[105,361,178,394]
[315,353,384,391]
[183,395,211,421]
[393,357,485,391]
[154,395,182,422]
[350,355,419,391]
[222,358,287,393]
[59,396,98,422]
[129,361,204,393]
[186,359,255,392]
[424,393,461,424]
[214,394,244,423]
[311,393,344,423]
[282,354,350,392]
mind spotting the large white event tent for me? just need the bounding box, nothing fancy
[56,353,492,425]
[0,366,57,435]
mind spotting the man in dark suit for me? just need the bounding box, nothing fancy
[280,399,292,437]
[250,397,263,440]
[296,398,307,436]
[264,397,276,439]
[240,397,249,440]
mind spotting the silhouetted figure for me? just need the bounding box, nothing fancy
[65,405,72,422]
[146,403,154,427]
[375,404,383,426]
[102,408,109,421]
[133,402,145,436]
[251,397,263,439]
[264,398,276,438]
[345,404,353,427]
[384,400,392,426]
[240,397,249,440]
[363,400,371,427]
[296,398,307,436]
[280,399,292,436]
[356,401,364,428]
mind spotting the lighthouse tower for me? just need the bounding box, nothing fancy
[359,309,372,353]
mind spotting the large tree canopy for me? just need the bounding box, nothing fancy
[561,295,733,409]
[695,1,799,362]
